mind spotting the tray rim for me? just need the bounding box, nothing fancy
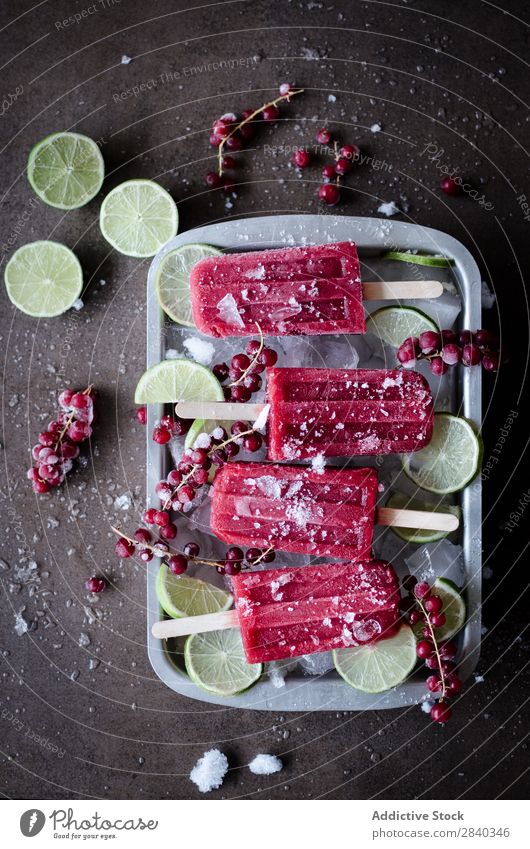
[145,213,482,712]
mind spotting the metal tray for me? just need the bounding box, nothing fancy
[146,214,482,711]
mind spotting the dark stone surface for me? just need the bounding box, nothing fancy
[0,0,528,800]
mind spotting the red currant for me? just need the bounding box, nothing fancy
[292,149,311,168]
[205,171,222,188]
[262,104,279,121]
[316,128,332,144]
[440,176,462,196]
[431,700,452,723]
[168,555,188,574]
[340,144,360,160]
[318,183,340,205]
[416,640,433,659]
[115,538,135,558]
[136,406,147,425]
[85,576,106,593]
[153,426,171,445]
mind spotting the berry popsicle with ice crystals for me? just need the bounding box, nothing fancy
[176,367,434,460]
[152,559,402,663]
[189,241,442,337]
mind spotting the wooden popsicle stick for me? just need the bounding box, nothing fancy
[363,280,443,300]
[175,400,264,421]
[376,507,459,533]
[152,608,238,640]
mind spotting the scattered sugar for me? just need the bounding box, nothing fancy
[474,674,485,683]
[249,754,283,775]
[190,749,228,793]
[244,264,266,280]
[194,432,211,449]
[377,201,400,217]
[311,453,326,475]
[183,336,215,365]
[114,493,132,510]
[268,662,286,689]
[121,54,132,64]
[72,299,84,311]
[217,293,244,328]
[328,94,336,102]
[481,280,496,309]
[255,475,282,500]
[421,699,434,714]
[370,123,382,133]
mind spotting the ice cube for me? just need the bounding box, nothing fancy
[405,539,464,585]
[298,651,334,675]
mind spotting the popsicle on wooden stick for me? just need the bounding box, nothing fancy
[176,367,434,460]
[189,241,443,337]
[210,462,458,560]
[152,559,402,663]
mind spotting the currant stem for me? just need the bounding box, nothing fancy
[229,322,264,387]
[251,545,275,567]
[418,598,447,700]
[110,526,221,569]
[217,88,304,176]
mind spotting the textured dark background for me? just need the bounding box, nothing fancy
[0,0,529,800]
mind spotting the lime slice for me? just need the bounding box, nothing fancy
[366,306,438,348]
[100,179,178,257]
[4,241,83,317]
[185,417,234,482]
[155,243,223,326]
[383,250,454,268]
[402,413,482,494]
[156,565,232,618]
[27,132,104,209]
[134,359,224,404]
[387,492,461,544]
[430,578,466,641]
[333,624,417,694]
[185,629,262,696]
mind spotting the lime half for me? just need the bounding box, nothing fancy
[402,413,482,494]
[333,624,417,694]
[155,243,223,326]
[28,132,104,209]
[4,241,83,317]
[185,629,262,696]
[383,250,454,268]
[156,566,232,619]
[431,578,466,641]
[387,492,461,544]
[100,179,178,257]
[366,306,438,348]
[134,359,224,404]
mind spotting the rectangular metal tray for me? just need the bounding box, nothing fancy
[146,214,482,711]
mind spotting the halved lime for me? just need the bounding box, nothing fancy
[4,241,83,317]
[155,243,223,326]
[383,250,454,268]
[100,179,178,257]
[366,306,438,348]
[387,492,461,544]
[134,359,224,404]
[431,577,466,641]
[156,565,233,619]
[402,413,482,494]
[184,629,262,696]
[27,132,105,209]
[333,624,417,693]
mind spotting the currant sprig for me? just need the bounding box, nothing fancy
[397,328,501,375]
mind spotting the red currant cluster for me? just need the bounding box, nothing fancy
[27,387,95,494]
[152,414,192,446]
[397,328,501,375]
[402,576,462,724]
[291,127,361,206]
[113,530,275,577]
[205,84,304,192]
[213,337,278,403]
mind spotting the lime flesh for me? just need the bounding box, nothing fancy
[4,240,83,317]
[366,306,438,348]
[156,566,232,619]
[28,131,104,209]
[333,624,417,693]
[134,359,224,404]
[402,413,482,494]
[387,492,461,544]
[155,243,223,326]
[185,629,262,696]
[100,179,178,257]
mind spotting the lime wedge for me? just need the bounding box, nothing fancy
[366,306,438,348]
[134,359,224,404]
[402,413,482,494]
[27,132,104,209]
[156,565,232,618]
[4,241,83,317]
[184,629,262,696]
[333,624,417,693]
[387,492,461,544]
[430,577,466,641]
[155,243,223,326]
[100,179,178,257]
[383,250,454,268]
